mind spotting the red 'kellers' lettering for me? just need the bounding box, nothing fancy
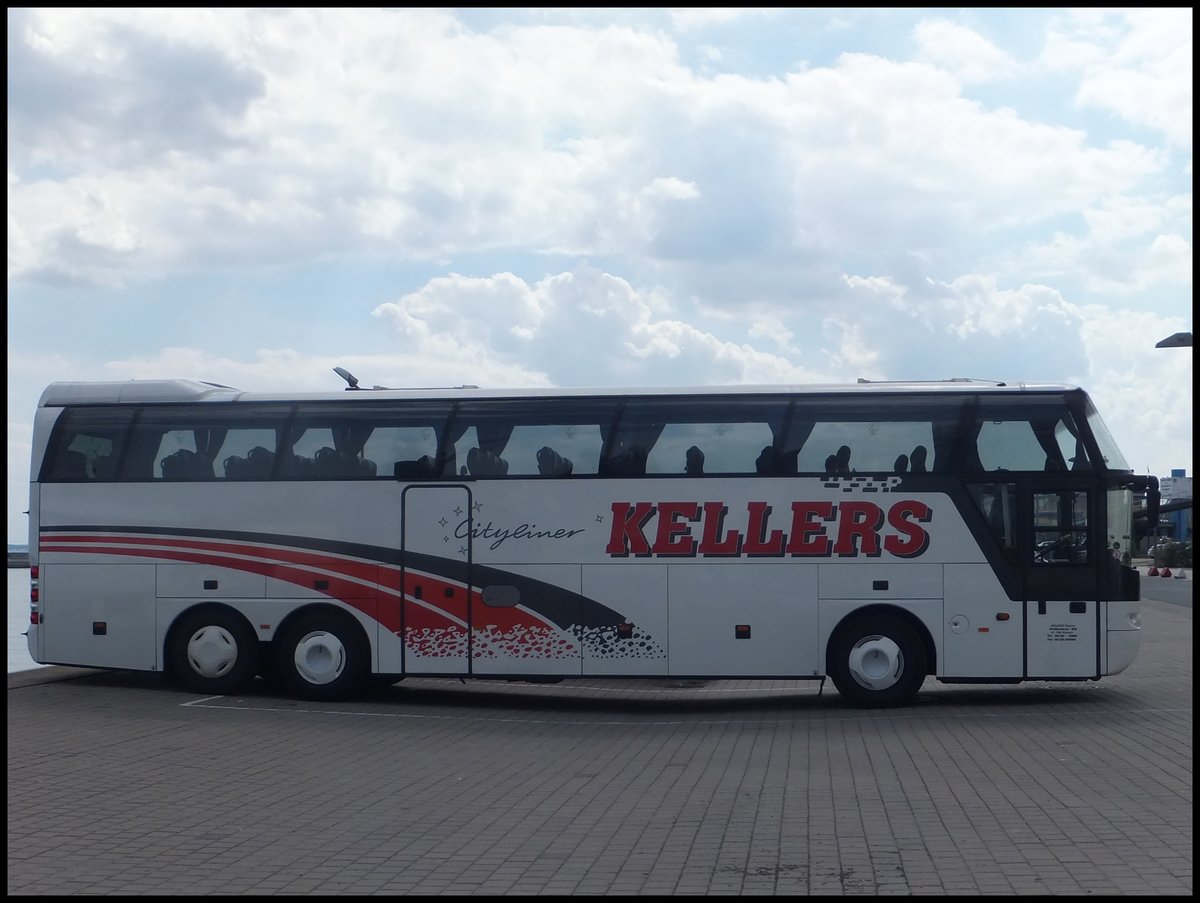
[699,501,742,555]
[606,499,932,559]
[652,502,700,556]
[606,501,656,556]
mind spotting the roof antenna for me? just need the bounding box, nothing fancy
[333,366,360,390]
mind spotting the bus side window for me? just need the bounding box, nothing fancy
[451,418,512,478]
[365,425,440,480]
[154,430,202,480]
[394,456,439,479]
[93,455,117,480]
[604,441,650,476]
[909,445,927,472]
[291,426,376,479]
[1033,490,1089,564]
[834,445,852,475]
[974,399,1087,474]
[536,446,574,476]
[161,448,212,481]
[50,450,90,481]
[643,422,769,475]
[466,447,509,476]
[451,399,615,478]
[969,483,1016,561]
[42,408,130,482]
[794,420,934,475]
[218,427,281,480]
[500,424,598,476]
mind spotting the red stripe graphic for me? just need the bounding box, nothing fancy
[39,534,565,653]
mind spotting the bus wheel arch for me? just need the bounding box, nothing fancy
[825,606,934,708]
[273,604,370,702]
[166,603,261,695]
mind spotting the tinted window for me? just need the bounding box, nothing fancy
[1033,490,1090,564]
[42,391,1097,483]
[122,405,289,481]
[605,397,790,476]
[41,407,133,482]
[452,399,618,478]
[973,397,1089,472]
[969,482,1017,562]
[285,401,452,480]
[787,396,966,475]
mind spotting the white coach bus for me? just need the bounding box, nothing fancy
[25,375,1158,707]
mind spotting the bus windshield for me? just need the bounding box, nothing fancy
[1085,400,1130,471]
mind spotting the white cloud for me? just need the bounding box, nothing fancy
[7,9,1175,289]
[849,272,1071,339]
[668,9,779,31]
[1017,225,1193,295]
[843,274,907,305]
[1043,9,1193,148]
[913,19,1021,83]
[373,265,838,388]
[1072,303,1194,476]
[643,177,701,201]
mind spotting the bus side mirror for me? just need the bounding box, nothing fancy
[1145,477,1160,526]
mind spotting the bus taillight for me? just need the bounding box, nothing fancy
[29,565,40,623]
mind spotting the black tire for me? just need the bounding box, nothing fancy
[168,606,259,695]
[827,613,927,708]
[274,609,369,702]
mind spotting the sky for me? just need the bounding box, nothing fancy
[6,7,1193,544]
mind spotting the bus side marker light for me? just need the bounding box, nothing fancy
[995,613,1010,621]
[735,625,751,639]
[617,623,634,639]
[93,621,107,636]
[977,627,989,632]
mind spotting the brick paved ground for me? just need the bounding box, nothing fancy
[8,597,1191,895]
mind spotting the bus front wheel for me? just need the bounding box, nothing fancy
[274,610,369,702]
[168,606,259,695]
[827,613,927,708]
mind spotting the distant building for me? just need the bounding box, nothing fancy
[1154,469,1193,548]
[1159,469,1193,503]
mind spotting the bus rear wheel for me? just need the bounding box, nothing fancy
[168,606,259,695]
[274,610,368,702]
[828,613,927,708]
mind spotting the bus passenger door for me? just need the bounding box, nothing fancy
[1023,486,1100,679]
[401,485,472,675]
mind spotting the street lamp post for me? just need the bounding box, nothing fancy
[1150,331,1190,560]
[1155,332,1193,348]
